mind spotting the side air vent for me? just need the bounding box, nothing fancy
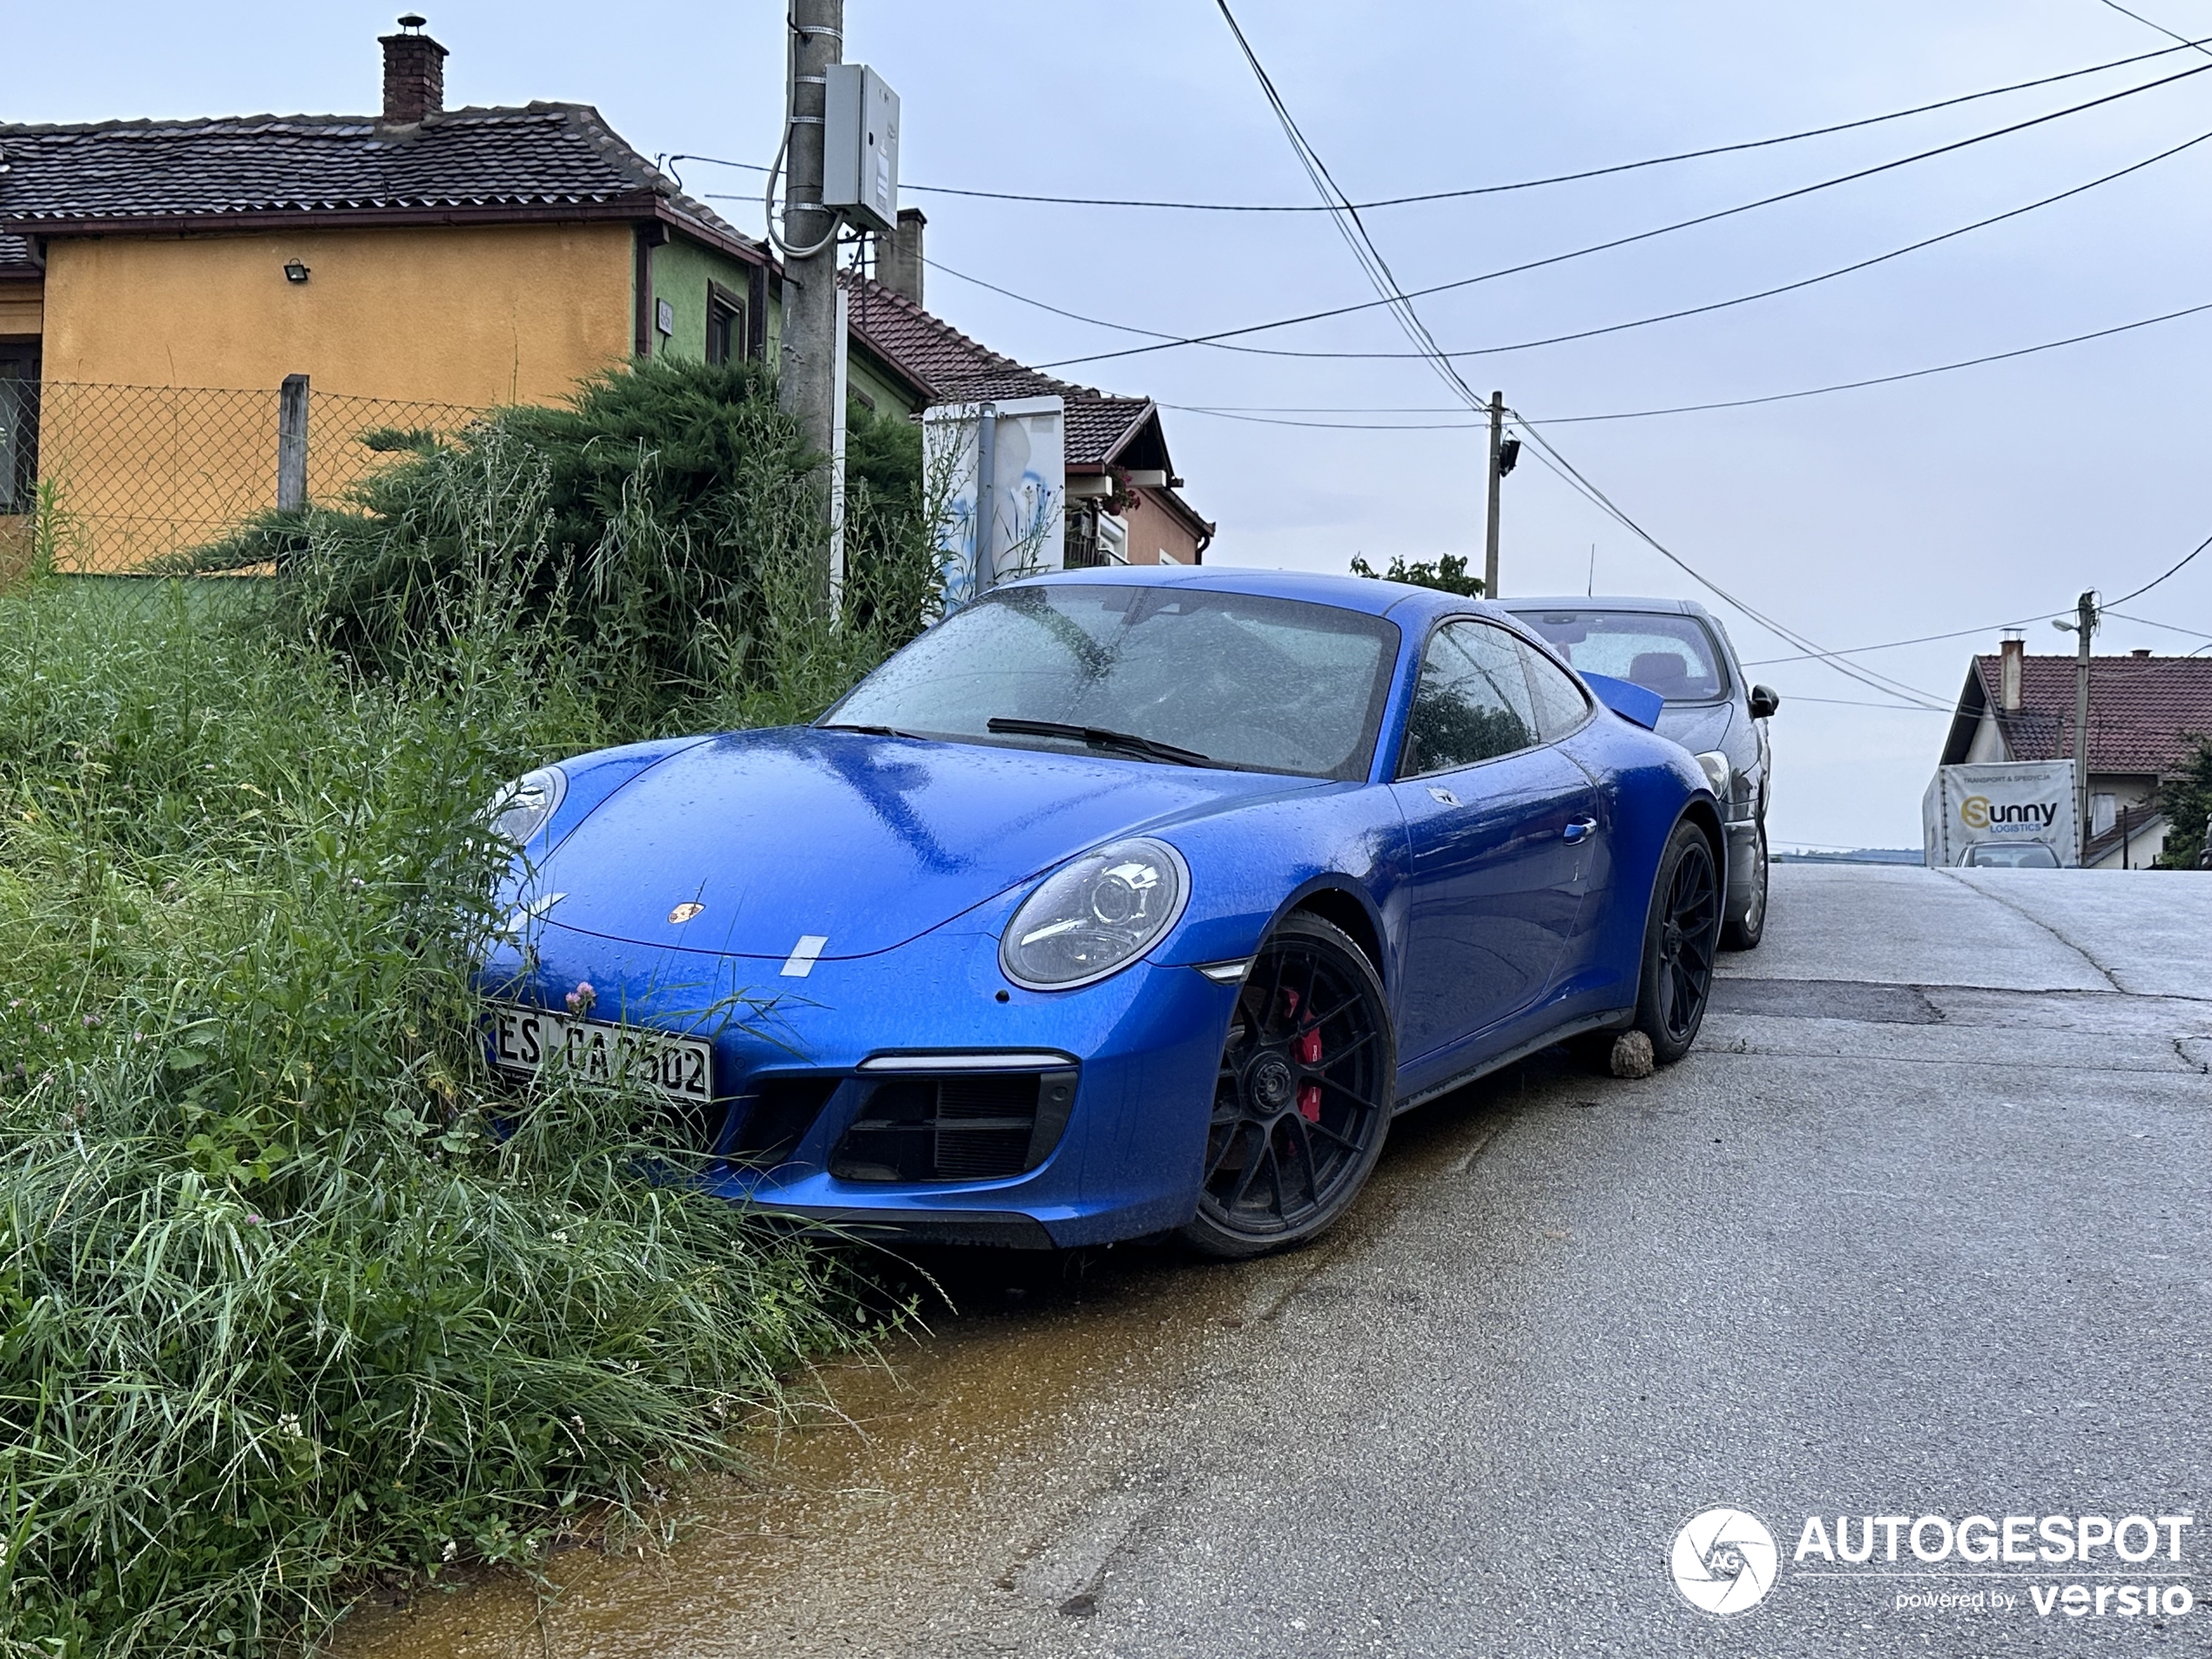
[830,1066,1076,1184]
[729,1074,841,1167]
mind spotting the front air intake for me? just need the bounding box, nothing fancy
[728,1075,841,1167]
[830,1065,1076,1183]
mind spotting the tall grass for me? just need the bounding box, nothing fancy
[0,366,929,1654]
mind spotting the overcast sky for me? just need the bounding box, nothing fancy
[16,1,2212,848]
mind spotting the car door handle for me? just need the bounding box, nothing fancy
[1562,816,1597,844]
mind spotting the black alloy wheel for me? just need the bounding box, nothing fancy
[1180,914,1395,1260]
[1721,818,1769,951]
[1635,820,1723,1063]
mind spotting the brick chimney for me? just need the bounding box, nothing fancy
[380,15,448,126]
[2000,634,2024,711]
[878,208,927,306]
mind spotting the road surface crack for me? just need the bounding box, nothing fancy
[1944,873,2123,991]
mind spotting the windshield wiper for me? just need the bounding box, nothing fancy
[987,717,1211,768]
[819,722,925,739]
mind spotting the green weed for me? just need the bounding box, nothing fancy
[0,362,928,1654]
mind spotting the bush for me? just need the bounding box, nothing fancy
[0,539,886,1650]
[185,358,938,732]
[1349,552,1485,597]
[2154,734,2212,868]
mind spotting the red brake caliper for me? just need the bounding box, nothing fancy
[1285,987,1325,1123]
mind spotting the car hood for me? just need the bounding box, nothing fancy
[1655,699,1735,756]
[533,726,1324,960]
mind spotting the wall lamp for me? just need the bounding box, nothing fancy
[283,259,312,285]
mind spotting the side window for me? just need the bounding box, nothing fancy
[1400,620,1540,778]
[706,285,747,367]
[0,346,37,515]
[1516,637,1591,742]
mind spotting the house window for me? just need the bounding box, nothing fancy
[0,345,38,516]
[707,284,748,367]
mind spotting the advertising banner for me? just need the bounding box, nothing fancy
[1921,759,2079,867]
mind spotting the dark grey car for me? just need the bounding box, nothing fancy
[1507,596,1778,949]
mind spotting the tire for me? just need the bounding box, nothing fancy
[1721,819,1769,951]
[1178,914,1395,1260]
[1632,819,1723,1065]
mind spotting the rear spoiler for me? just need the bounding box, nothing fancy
[1581,671,1663,732]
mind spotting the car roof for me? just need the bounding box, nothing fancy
[1012,563,1527,629]
[1501,594,1718,621]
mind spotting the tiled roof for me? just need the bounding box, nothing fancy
[0,232,31,273]
[0,105,756,257]
[1961,652,2212,775]
[842,274,1160,469]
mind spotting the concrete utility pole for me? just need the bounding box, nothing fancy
[2073,589,2097,864]
[1484,390,1505,599]
[779,0,844,604]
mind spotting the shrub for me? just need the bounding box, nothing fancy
[1349,552,1485,597]
[2154,734,2212,868]
[184,358,937,732]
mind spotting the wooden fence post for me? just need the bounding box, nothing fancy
[277,374,310,511]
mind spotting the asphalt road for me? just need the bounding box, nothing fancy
[350,866,2212,1659]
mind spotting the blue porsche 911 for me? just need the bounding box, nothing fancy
[481,567,1724,1258]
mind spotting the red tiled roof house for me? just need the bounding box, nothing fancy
[1940,637,2212,867]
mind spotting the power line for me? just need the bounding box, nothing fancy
[1166,407,1484,430]
[2106,528,2212,604]
[1508,429,1947,707]
[1524,295,2212,422]
[913,122,2212,370]
[1132,294,2212,432]
[1742,617,2058,668]
[1031,57,2212,370]
[665,32,2212,213]
[1206,0,1487,421]
[2097,0,2212,57]
[921,257,1184,345]
[1733,550,2212,674]
[1778,694,1959,712]
[1228,128,2212,362]
[1504,421,1957,709]
[2101,609,2212,638]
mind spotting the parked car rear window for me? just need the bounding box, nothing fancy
[1513,610,1729,702]
[1962,842,2060,868]
[826,583,1402,779]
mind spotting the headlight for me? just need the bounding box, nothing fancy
[488,765,568,847]
[1001,837,1190,991]
[1694,751,1731,802]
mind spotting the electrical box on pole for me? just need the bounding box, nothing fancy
[824,64,900,233]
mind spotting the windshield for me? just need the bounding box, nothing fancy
[1511,609,1728,703]
[826,583,1401,779]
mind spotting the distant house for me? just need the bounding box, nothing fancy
[0,17,1207,572]
[1939,637,2212,868]
[845,230,1214,568]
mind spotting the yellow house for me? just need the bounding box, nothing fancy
[0,17,925,568]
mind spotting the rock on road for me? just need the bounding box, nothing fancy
[348,866,2212,1658]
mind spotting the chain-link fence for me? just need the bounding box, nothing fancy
[0,379,484,573]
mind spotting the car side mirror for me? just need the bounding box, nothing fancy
[1749,685,1781,719]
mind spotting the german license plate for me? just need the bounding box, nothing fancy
[489,1004,713,1103]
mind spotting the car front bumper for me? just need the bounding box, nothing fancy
[482,920,1241,1248]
